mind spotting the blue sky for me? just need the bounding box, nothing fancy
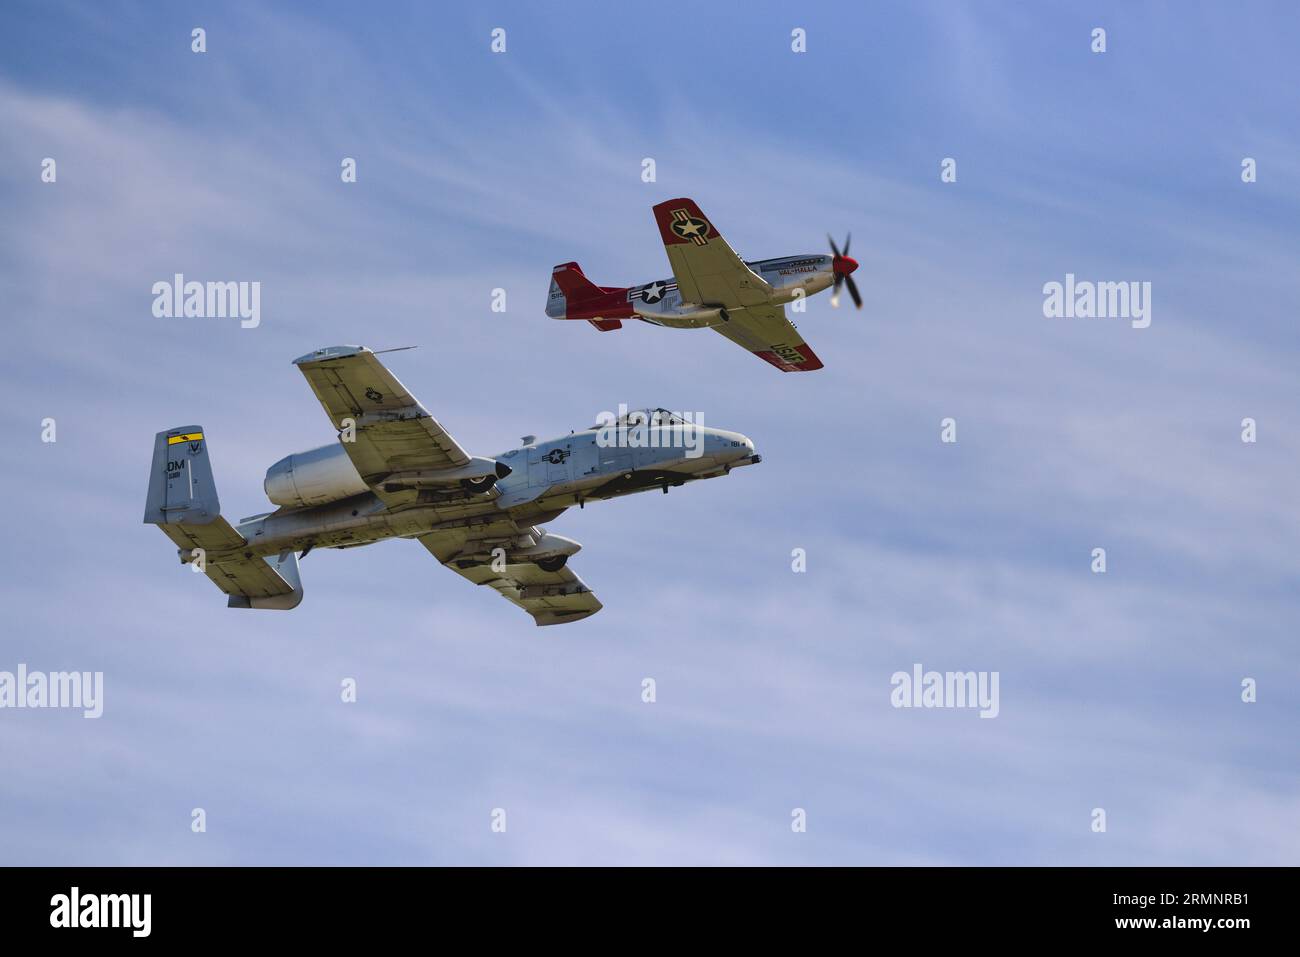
[1,0,1297,864]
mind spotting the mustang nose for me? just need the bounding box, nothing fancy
[833,255,859,276]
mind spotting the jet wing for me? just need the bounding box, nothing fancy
[652,198,772,308]
[417,524,602,626]
[155,521,303,608]
[293,346,476,504]
[711,305,825,372]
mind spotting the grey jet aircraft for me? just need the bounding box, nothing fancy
[144,346,760,625]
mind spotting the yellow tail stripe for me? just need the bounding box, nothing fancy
[167,432,204,445]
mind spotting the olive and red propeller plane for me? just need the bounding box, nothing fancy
[545,198,861,373]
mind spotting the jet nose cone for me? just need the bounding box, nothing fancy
[728,433,756,461]
[706,429,754,463]
[730,433,759,467]
[833,255,859,276]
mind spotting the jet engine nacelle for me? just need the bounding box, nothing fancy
[265,443,369,508]
[265,442,512,508]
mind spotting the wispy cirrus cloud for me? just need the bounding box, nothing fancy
[0,1,1297,865]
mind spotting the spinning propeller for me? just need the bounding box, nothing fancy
[827,234,861,309]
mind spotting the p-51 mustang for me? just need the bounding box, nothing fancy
[546,197,862,372]
[144,346,760,625]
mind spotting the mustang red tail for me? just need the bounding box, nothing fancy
[546,262,632,331]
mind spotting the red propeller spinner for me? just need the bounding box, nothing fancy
[828,233,862,309]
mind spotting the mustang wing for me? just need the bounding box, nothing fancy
[710,304,824,372]
[293,346,475,504]
[652,197,771,308]
[417,524,602,627]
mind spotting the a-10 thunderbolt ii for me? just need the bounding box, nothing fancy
[144,346,760,625]
[546,197,862,372]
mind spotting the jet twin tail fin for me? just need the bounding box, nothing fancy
[143,426,303,609]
